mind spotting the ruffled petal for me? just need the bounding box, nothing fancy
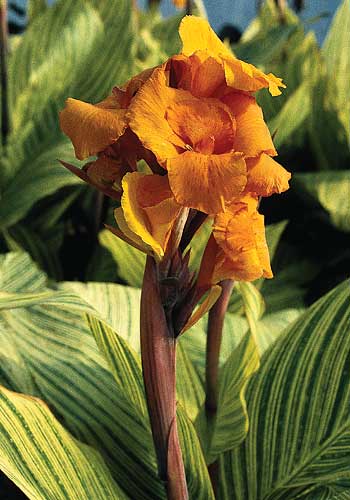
[222,92,276,157]
[168,52,225,98]
[178,16,286,96]
[167,151,246,214]
[128,67,188,164]
[59,98,127,160]
[209,199,272,282]
[118,172,181,259]
[179,15,233,58]
[246,153,291,196]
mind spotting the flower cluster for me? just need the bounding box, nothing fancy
[60,16,290,288]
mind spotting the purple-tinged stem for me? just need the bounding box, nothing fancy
[141,256,188,500]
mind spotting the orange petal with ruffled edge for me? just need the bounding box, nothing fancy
[117,172,181,260]
[222,92,276,157]
[211,201,272,281]
[246,153,291,196]
[128,67,188,164]
[167,151,246,214]
[179,16,286,96]
[59,97,127,160]
[168,52,225,98]
[223,58,286,96]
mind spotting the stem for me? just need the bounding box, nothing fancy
[205,279,234,496]
[0,0,9,144]
[140,256,188,500]
[186,0,192,15]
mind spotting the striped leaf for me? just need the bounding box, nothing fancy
[195,333,260,464]
[219,279,350,499]
[0,254,165,499]
[0,386,126,500]
[99,229,145,288]
[1,0,133,227]
[0,253,213,498]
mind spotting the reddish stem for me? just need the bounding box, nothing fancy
[205,279,234,496]
[140,256,188,499]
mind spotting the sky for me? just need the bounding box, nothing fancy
[10,0,342,44]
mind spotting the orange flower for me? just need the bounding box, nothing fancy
[198,196,272,285]
[178,16,286,96]
[115,172,182,259]
[59,96,127,161]
[128,66,247,214]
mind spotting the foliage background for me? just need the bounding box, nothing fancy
[1,0,350,498]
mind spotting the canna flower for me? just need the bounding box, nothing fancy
[197,195,272,285]
[59,14,291,284]
[128,66,247,214]
[178,16,286,96]
[114,172,182,260]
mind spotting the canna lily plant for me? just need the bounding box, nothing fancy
[59,15,290,499]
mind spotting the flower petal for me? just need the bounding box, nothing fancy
[128,67,188,164]
[222,92,276,157]
[246,154,291,196]
[168,52,225,98]
[223,58,286,96]
[211,200,273,281]
[118,172,181,259]
[59,98,127,160]
[167,151,246,214]
[179,16,286,96]
[179,15,233,58]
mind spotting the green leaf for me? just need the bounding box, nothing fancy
[294,171,350,232]
[233,25,295,68]
[0,142,82,230]
[268,83,311,149]
[3,223,63,280]
[0,253,165,499]
[2,0,133,225]
[0,386,126,500]
[86,314,147,417]
[220,279,350,498]
[196,333,259,464]
[100,229,145,288]
[323,0,350,142]
[27,0,47,22]
[0,252,214,499]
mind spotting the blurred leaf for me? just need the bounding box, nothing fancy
[27,0,47,22]
[308,67,349,170]
[0,386,126,500]
[295,171,350,232]
[233,25,295,68]
[220,280,350,498]
[323,0,350,142]
[268,82,311,149]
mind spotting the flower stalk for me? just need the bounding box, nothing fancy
[205,279,234,495]
[140,256,188,500]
